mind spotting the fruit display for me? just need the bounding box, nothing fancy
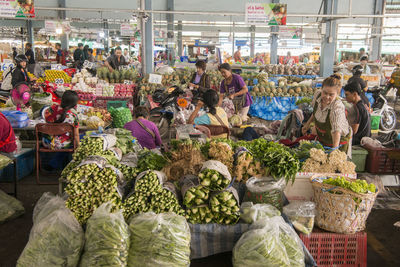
[210,190,240,225]
[250,78,315,98]
[37,70,72,83]
[96,67,139,83]
[84,107,112,123]
[71,69,97,84]
[261,64,319,76]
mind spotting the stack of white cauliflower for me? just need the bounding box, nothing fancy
[301,148,356,174]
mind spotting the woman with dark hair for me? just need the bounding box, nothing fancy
[11,54,36,88]
[189,60,211,92]
[348,65,370,108]
[218,63,252,122]
[188,89,229,138]
[124,106,162,149]
[42,90,80,149]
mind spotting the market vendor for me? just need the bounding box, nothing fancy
[105,46,128,72]
[11,55,36,88]
[73,43,84,69]
[302,74,352,153]
[348,65,370,110]
[344,82,371,145]
[188,89,229,138]
[189,60,211,96]
[124,106,162,149]
[252,53,264,64]
[360,56,371,75]
[0,113,17,153]
[218,63,252,122]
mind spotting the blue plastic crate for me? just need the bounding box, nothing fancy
[0,148,35,182]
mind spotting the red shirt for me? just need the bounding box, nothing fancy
[0,113,17,153]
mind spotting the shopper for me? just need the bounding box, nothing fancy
[83,45,90,61]
[24,43,35,73]
[348,65,370,108]
[188,89,229,138]
[11,54,36,88]
[284,51,295,66]
[12,47,17,61]
[359,48,366,60]
[123,48,131,62]
[0,112,17,153]
[124,106,162,149]
[360,56,371,74]
[105,46,128,71]
[55,43,66,65]
[252,53,264,64]
[73,43,84,69]
[302,74,351,153]
[87,48,95,62]
[189,60,211,93]
[344,82,371,145]
[233,47,242,62]
[218,63,252,122]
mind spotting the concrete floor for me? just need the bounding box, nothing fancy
[0,175,399,267]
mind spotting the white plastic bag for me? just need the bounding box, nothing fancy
[240,202,281,224]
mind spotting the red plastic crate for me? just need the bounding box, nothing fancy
[299,230,367,267]
[363,143,400,174]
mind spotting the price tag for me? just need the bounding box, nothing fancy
[83,60,94,69]
[124,80,133,85]
[55,78,64,84]
[51,64,63,70]
[149,73,162,84]
[119,65,130,71]
[1,63,14,71]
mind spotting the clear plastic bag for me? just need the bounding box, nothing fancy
[85,116,105,129]
[17,193,84,267]
[127,212,191,267]
[0,189,24,224]
[283,201,316,235]
[32,192,65,225]
[79,203,129,267]
[240,202,281,224]
[243,177,286,210]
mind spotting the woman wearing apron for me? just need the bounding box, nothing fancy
[218,63,252,122]
[302,74,351,153]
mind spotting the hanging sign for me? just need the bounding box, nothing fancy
[121,23,138,36]
[245,3,287,25]
[0,0,35,18]
[45,20,71,34]
[235,40,248,47]
[148,74,162,84]
[279,27,303,39]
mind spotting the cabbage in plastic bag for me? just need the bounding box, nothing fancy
[80,203,129,267]
[0,189,24,224]
[17,193,84,267]
[128,212,191,267]
[240,202,281,224]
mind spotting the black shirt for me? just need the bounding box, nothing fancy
[73,49,84,62]
[25,49,35,64]
[107,54,127,70]
[348,76,369,106]
[11,66,30,88]
[352,100,371,145]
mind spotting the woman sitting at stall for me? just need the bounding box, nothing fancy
[189,60,211,93]
[124,106,162,149]
[302,74,351,153]
[218,63,252,122]
[188,89,229,138]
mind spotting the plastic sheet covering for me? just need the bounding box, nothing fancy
[0,189,24,224]
[17,193,84,267]
[127,212,191,267]
[79,203,129,267]
[240,202,281,224]
[283,201,316,235]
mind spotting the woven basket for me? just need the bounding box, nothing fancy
[310,174,378,234]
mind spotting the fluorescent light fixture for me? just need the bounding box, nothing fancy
[56,28,63,34]
[99,32,105,38]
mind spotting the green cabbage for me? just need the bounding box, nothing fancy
[128,212,191,267]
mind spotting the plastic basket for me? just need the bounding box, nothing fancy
[370,115,381,130]
[107,100,127,110]
[351,145,368,172]
[299,230,367,267]
[363,143,400,174]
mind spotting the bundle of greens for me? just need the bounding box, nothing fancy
[183,185,209,207]
[17,193,84,267]
[186,205,214,224]
[210,189,240,225]
[208,141,234,172]
[234,150,264,182]
[65,163,123,224]
[137,149,168,173]
[79,203,129,267]
[323,176,376,194]
[109,107,132,128]
[73,136,104,162]
[294,140,324,161]
[127,212,191,267]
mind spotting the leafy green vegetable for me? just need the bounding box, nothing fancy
[294,140,324,161]
[323,176,376,194]
[127,212,191,267]
[240,202,281,224]
[198,169,230,191]
[210,190,240,225]
[109,107,133,129]
[137,149,168,173]
[80,203,129,267]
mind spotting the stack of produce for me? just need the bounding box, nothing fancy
[234,149,264,182]
[96,67,139,83]
[250,79,314,98]
[137,149,168,173]
[127,212,191,267]
[83,107,112,129]
[206,140,235,172]
[301,148,356,174]
[108,106,132,128]
[323,176,376,194]
[210,189,240,224]
[71,69,97,84]
[294,140,324,161]
[122,171,185,220]
[72,136,105,162]
[37,70,72,83]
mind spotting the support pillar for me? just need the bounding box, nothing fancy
[270,0,279,65]
[250,25,255,58]
[370,0,384,61]
[320,0,338,77]
[177,20,183,57]
[104,20,109,52]
[232,22,235,58]
[167,0,175,66]
[141,0,154,75]
[26,20,34,46]
[59,0,68,50]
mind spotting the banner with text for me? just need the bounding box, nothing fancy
[279,27,302,39]
[245,3,286,25]
[0,0,35,18]
[120,23,138,36]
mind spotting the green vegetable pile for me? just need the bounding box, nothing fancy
[294,140,324,161]
[115,162,139,182]
[127,212,191,267]
[240,202,281,224]
[79,203,129,267]
[210,190,240,225]
[199,169,230,190]
[112,128,136,154]
[295,97,312,106]
[109,107,133,128]
[137,149,168,173]
[323,176,376,194]
[65,163,123,224]
[186,205,214,224]
[243,177,285,210]
[123,171,185,220]
[0,189,24,224]
[183,185,209,207]
[17,194,84,267]
[73,136,104,162]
